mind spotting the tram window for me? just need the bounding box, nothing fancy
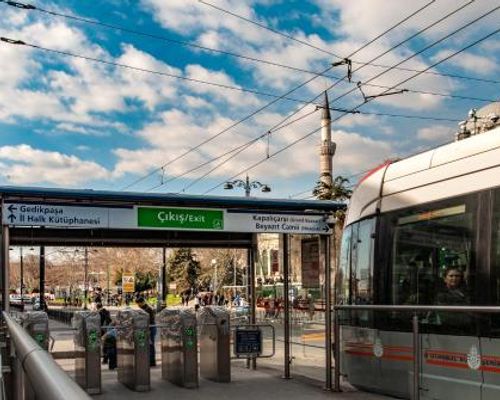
[490,190,500,337]
[336,225,352,304]
[351,218,374,305]
[387,202,476,333]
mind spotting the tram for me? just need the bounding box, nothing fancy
[337,103,500,399]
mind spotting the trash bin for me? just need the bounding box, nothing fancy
[72,311,101,394]
[158,308,198,388]
[115,308,150,391]
[199,306,231,382]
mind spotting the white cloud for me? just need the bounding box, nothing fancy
[0,145,110,186]
[417,125,454,142]
[431,49,498,76]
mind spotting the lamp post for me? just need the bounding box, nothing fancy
[223,175,271,197]
[211,258,218,293]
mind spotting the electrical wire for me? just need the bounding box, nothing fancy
[179,1,483,192]
[202,25,500,195]
[3,0,498,86]
[2,0,495,104]
[198,0,500,85]
[0,0,491,193]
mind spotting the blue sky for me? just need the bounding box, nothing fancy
[0,0,499,199]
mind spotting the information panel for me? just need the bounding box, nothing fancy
[2,203,332,235]
[234,328,262,356]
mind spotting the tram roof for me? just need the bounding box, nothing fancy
[0,186,345,213]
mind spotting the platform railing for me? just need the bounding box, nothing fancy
[333,305,500,400]
[2,312,91,400]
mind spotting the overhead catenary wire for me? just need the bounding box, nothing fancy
[0,36,465,194]
[197,0,500,86]
[3,0,498,87]
[145,107,320,192]
[2,0,492,195]
[2,0,495,104]
[179,0,483,193]
[201,25,500,195]
[0,0,488,194]
[125,0,441,192]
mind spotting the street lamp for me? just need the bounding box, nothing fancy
[223,175,271,197]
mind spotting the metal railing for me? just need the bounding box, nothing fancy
[2,312,91,400]
[333,305,500,400]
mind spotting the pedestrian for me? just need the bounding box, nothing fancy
[135,297,156,366]
[102,322,117,370]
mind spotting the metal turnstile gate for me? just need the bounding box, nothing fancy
[199,306,231,382]
[72,311,101,394]
[158,308,198,388]
[19,311,49,400]
[116,309,150,392]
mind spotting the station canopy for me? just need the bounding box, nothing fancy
[0,186,344,248]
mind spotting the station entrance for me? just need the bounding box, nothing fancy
[0,186,343,398]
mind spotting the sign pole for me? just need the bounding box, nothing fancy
[283,234,291,379]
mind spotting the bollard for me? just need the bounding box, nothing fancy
[115,309,150,392]
[199,306,231,382]
[158,308,198,388]
[72,311,101,394]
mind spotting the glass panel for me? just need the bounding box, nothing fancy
[388,201,476,334]
[352,218,374,305]
[336,225,352,304]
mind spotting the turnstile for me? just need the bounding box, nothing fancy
[21,311,49,350]
[19,312,49,400]
[116,309,150,391]
[159,308,198,388]
[72,311,101,394]
[199,306,231,382]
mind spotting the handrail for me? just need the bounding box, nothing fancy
[2,312,91,400]
[334,304,500,313]
[332,304,500,400]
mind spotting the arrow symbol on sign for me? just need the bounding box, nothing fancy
[323,224,330,233]
[7,214,16,223]
[7,204,17,213]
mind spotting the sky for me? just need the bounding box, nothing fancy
[0,0,499,199]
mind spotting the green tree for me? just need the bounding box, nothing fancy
[169,249,200,292]
[313,173,352,224]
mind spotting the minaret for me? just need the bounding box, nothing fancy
[320,91,335,188]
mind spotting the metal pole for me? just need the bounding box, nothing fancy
[2,225,10,313]
[160,247,167,309]
[412,314,420,400]
[324,234,333,390]
[84,247,88,310]
[106,264,110,306]
[40,245,45,309]
[20,247,24,307]
[250,234,257,369]
[333,308,341,392]
[282,234,291,379]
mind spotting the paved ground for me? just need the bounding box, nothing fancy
[49,318,393,400]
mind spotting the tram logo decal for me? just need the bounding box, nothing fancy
[373,338,384,358]
[467,345,481,370]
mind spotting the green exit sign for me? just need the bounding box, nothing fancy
[138,207,224,230]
